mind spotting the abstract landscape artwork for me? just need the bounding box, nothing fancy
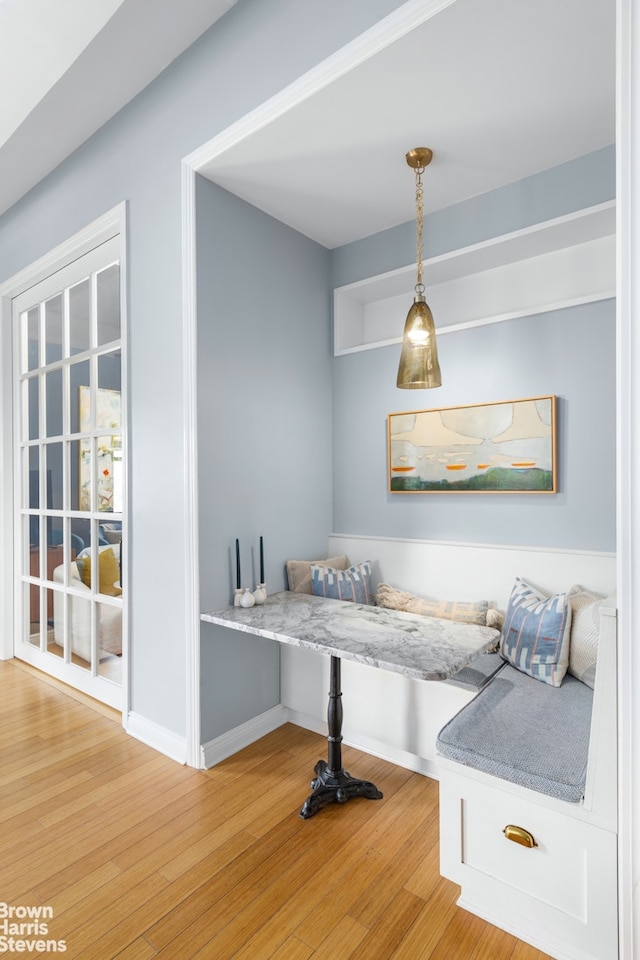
[388,396,556,493]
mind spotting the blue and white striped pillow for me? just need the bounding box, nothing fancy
[500,577,572,686]
[310,561,374,605]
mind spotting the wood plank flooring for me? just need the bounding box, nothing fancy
[0,660,552,960]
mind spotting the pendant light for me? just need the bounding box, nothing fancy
[396,147,442,389]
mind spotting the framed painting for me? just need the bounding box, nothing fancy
[388,395,557,493]
[78,386,122,511]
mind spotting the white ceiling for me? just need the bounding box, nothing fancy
[0,0,615,248]
[0,0,238,217]
[200,0,616,248]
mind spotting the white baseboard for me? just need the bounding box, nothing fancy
[285,707,439,780]
[283,707,326,739]
[137,692,441,775]
[126,711,188,764]
[201,704,289,769]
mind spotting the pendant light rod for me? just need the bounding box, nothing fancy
[406,148,432,294]
[396,146,442,390]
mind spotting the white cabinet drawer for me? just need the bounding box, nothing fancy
[462,789,601,920]
[439,770,618,960]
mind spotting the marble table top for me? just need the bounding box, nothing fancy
[201,591,500,682]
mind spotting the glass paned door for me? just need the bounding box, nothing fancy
[12,237,125,710]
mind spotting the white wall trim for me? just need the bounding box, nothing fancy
[336,201,616,299]
[329,532,616,559]
[616,1,639,957]
[0,295,13,660]
[285,706,439,780]
[0,204,125,301]
[118,206,131,725]
[333,202,616,354]
[334,291,617,356]
[201,704,288,769]
[127,711,187,765]
[181,161,201,769]
[200,703,439,777]
[184,0,457,174]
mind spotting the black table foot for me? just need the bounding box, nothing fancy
[299,759,383,819]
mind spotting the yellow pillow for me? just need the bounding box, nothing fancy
[80,548,122,597]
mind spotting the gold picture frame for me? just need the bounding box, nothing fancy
[388,395,557,493]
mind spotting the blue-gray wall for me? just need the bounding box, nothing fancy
[196,179,332,741]
[331,301,615,549]
[329,148,617,552]
[0,0,408,742]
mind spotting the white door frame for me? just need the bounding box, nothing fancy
[615,0,639,956]
[0,201,130,720]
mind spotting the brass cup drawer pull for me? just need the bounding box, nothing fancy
[503,824,538,848]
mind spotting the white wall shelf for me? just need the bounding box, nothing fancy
[333,201,616,355]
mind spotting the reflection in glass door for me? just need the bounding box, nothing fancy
[13,237,125,710]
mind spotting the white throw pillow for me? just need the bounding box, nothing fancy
[568,585,616,688]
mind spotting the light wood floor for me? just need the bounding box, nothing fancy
[0,660,552,960]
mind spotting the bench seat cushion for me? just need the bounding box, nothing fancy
[436,664,593,802]
[446,652,506,690]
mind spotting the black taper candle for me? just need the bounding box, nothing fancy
[259,535,264,583]
[235,539,241,589]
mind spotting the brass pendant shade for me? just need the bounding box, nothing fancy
[396,295,442,389]
[397,147,442,390]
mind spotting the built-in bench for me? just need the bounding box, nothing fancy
[437,606,618,960]
[438,664,593,802]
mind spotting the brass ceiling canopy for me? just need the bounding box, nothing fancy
[405,147,433,169]
[396,146,442,390]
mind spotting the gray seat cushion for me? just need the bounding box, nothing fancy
[446,652,506,690]
[437,664,593,802]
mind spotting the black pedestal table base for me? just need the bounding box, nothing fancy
[299,654,383,819]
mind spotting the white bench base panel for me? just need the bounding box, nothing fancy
[439,765,618,960]
[437,605,618,960]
